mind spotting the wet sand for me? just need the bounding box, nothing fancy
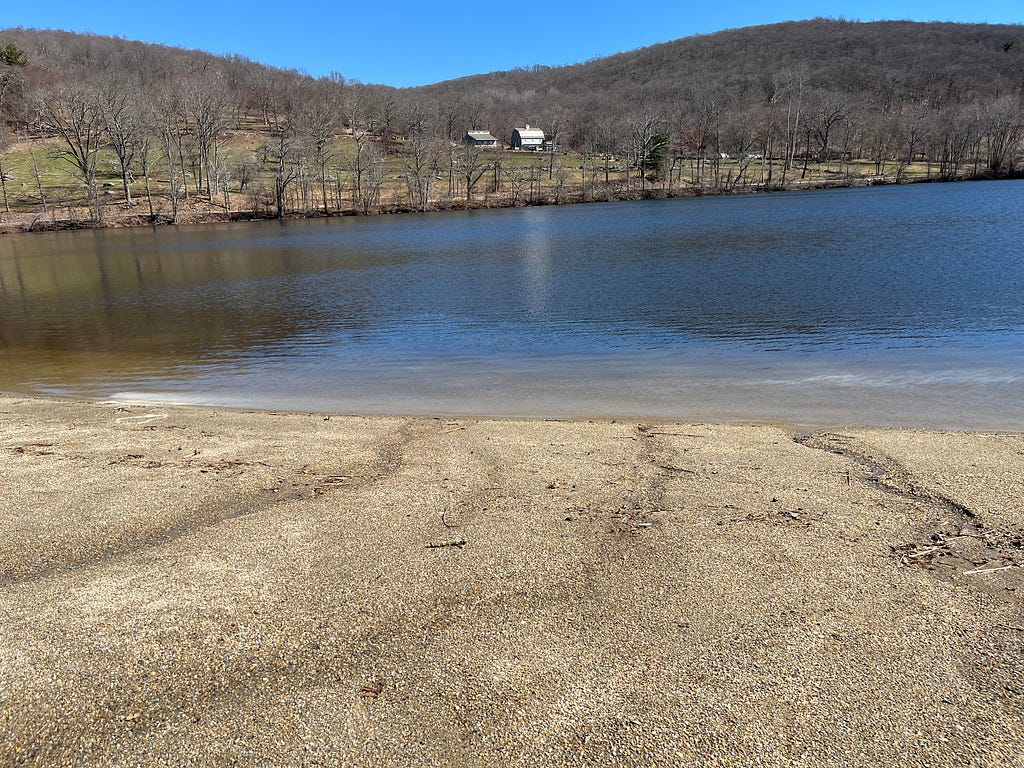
[1,394,1022,766]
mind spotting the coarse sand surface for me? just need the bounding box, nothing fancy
[1,395,1022,766]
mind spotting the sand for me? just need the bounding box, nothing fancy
[0,394,1021,766]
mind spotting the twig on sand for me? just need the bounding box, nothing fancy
[657,464,696,474]
[426,539,467,550]
[963,564,1019,575]
[907,545,946,558]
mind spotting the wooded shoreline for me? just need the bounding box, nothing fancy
[2,21,1022,237]
[3,170,1018,236]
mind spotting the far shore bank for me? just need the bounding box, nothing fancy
[2,171,1019,236]
[1,393,1021,765]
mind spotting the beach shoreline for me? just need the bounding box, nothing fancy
[1,393,1022,765]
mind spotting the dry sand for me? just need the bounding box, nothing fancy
[0,394,1021,766]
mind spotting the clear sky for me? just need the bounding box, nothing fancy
[3,1,1022,87]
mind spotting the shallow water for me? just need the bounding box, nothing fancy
[1,181,1022,428]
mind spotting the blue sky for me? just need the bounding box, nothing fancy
[3,1,1022,87]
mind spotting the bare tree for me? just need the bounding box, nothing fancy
[135,119,158,221]
[454,141,491,202]
[544,110,565,179]
[296,80,340,215]
[982,95,1024,174]
[719,111,758,190]
[97,79,141,206]
[400,108,443,211]
[811,92,846,166]
[401,132,444,211]
[186,75,229,198]
[758,86,784,188]
[778,70,806,187]
[266,127,300,218]
[154,88,187,223]
[937,106,982,179]
[501,160,529,206]
[29,144,53,222]
[248,68,284,129]
[38,84,106,221]
[0,124,12,213]
[351,137,385,214]
[154,84,192,203]
[893,104,930,182]
[437,97,465,142]
[628,108,662,192]
[379,93,399,148]
[682,92,722,188]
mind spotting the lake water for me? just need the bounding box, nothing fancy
[1,181,1022,428]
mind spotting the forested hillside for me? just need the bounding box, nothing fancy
[417,20,1024,132]
[0,19,1021,231]
[415,19,1024,174]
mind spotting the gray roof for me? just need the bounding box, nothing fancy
[513,127,545,139]
[466,130,496,141]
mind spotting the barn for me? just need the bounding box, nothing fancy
[510,125,545,150]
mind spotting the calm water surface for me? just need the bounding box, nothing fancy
[1,181,1022,428]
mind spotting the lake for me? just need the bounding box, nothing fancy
[1,181,1022,428]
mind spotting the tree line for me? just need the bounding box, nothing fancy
[0,20,1021,228]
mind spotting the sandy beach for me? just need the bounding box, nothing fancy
[0,394,1021,766]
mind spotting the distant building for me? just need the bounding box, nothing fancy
[511,125,545,150]
[463,130,497,147]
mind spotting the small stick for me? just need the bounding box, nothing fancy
[963,564,1018,575]
[426,540,467,549]
[907,545,946,557]
[657,464,696,474]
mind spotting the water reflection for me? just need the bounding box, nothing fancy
[521,208,554,317]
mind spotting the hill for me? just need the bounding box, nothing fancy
[415,20,1024,112]
[410,19,1024,152]
[0,20,1021,230]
